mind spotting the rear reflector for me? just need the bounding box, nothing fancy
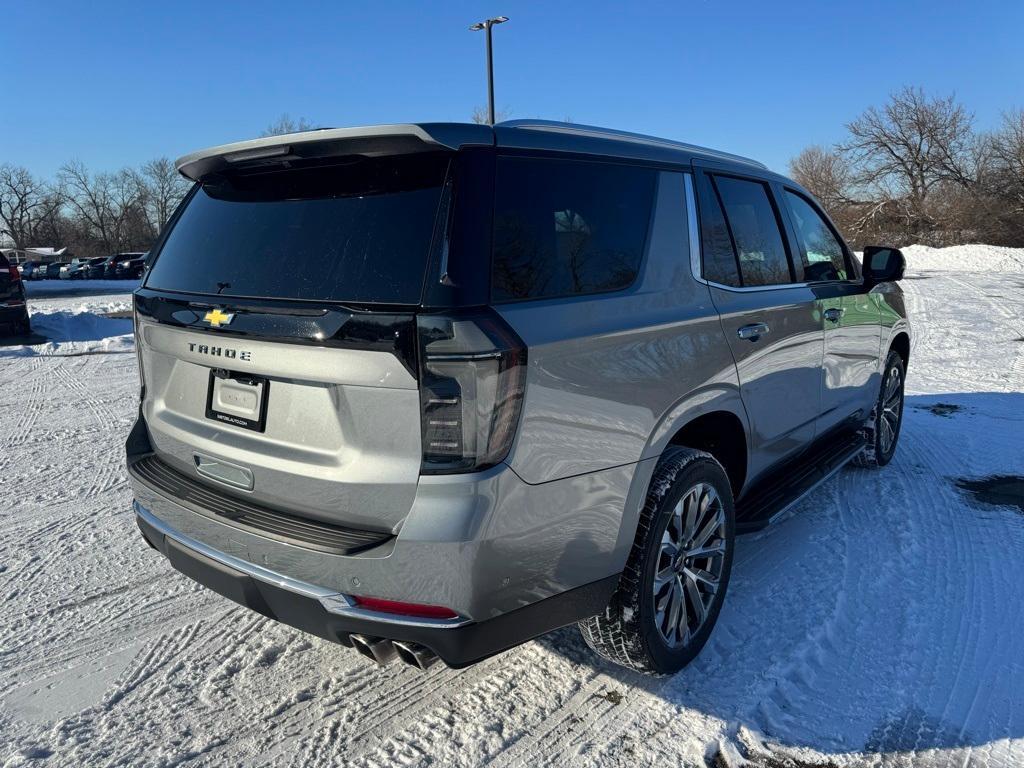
[351,596,458,620]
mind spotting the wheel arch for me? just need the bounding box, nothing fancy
[611,387,749,574]
[889,330,910,368]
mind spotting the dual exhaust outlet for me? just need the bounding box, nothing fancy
[349,634,441,671]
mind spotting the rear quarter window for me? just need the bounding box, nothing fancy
[491,157,657,302]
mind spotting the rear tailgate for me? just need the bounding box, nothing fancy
[136,152,452,532]
[135,295,422,532]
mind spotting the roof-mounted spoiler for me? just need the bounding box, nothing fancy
[175,123,494,181]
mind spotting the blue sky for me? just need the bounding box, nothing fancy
[2,0,1021,178]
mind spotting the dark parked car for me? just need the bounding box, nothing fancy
[45,262,64,279]
[103,252,146,279]
[0,253,30,335]
[19,261,44,280]
[116,255,149,280]
[67,257,108,280]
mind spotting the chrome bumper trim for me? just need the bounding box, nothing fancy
[135,501,469,629]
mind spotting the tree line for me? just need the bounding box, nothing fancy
[0,158,191,257]
[790,87,1024,248]
[4,99,1022,257]
[0,116,308,258]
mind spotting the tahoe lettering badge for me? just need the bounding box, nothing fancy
[187,341,251,361]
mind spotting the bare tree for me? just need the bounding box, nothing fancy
[0,165,61,249]
[135,157,190,234]
[788,145,855,210]
[58,161,146,255]
[261,114,316,137]
[991,111,1024,214]
[470,106,512,125]
[839,87,976,242]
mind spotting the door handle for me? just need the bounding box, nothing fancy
[737,323,770,341]
[823,307,845,323]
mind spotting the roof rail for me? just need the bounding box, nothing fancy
[496,119,768,170]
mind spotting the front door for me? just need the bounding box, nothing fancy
[778,188,882,434]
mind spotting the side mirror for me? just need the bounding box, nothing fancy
[863,246,905,285]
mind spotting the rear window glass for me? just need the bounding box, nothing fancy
[491,157,656,301]
[146,154,449,304]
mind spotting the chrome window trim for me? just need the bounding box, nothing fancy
[135,501,470,629]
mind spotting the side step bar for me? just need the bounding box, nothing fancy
[735,429,865,533]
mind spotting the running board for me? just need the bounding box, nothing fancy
[735,429,865,533]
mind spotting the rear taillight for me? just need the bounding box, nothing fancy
[8,265,20,282]
[417,309,527,474]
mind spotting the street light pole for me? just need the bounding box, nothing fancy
[469,16,508,125]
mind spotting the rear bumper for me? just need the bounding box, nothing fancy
[135,501,617,667]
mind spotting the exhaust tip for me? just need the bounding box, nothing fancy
[393,640,441,671]
[349,634,398,666]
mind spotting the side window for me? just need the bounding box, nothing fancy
[784,190,848,281]
[491,157,657,301]
[713,175,793,287]
[695,173,741,287]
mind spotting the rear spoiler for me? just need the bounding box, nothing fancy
[176,123,494,182]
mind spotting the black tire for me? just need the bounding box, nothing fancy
[579,447,735,675]
[854,349,906,468]
[15,311,31,336]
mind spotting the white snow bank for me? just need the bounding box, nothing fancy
[0,301,133,358]
[902,243,1024,273]
[24,279,141,296]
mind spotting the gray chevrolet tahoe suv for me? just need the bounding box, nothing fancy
[127,121,910,675]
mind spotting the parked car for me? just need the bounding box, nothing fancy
[45,262,64,279]
[19,261,44,280]
[115,255,148,280]
[62,257,108,280]
[103,252,146,279]
[127,122,910,675]
[0,252,30,335]
[79,256,112,280]
[59,258,88,279]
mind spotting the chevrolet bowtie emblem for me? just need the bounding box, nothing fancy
[203,309,235,328]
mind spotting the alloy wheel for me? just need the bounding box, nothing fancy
[879,366,903,454]
[653,482,727,648]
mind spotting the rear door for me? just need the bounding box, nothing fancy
[779,188,881,433]
[693,166,823,481]
[137,152,453,533]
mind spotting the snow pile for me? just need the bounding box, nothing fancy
[1,301,134,358]
[902,243,1024,273]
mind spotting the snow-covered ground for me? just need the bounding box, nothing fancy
[1,247,1023,767]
